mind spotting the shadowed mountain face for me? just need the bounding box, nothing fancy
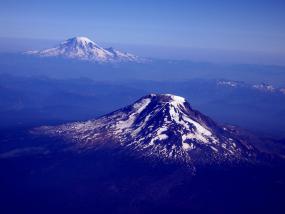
[0,94,284,214]
[34,94,258,168]
[25,36,141,63]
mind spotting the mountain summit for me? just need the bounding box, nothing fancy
[25,36,141,63]
[35,94,258,166]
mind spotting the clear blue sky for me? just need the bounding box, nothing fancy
[0,0,284,64]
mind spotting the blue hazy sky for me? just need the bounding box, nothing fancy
[0,0,285,64]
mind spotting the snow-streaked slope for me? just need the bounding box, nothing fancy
[25,36,142,63]
[34,94,257,166]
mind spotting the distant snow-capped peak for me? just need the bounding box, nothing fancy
[25,36,142,63]
[217,79,285,95]
[34,93,257,166]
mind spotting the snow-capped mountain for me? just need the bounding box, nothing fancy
[253,83,275,92]
[25,36,142,63]
[35,94,258,166]
[217,80,245,87]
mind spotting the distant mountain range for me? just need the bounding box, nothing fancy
[34,94,260,169]
[25,36,143,63]
[217,79,285,95]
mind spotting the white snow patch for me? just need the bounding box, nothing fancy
[211,146,218,152]
[182,142,195,151]
[115,98,151,132]
[149,126,169,145]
